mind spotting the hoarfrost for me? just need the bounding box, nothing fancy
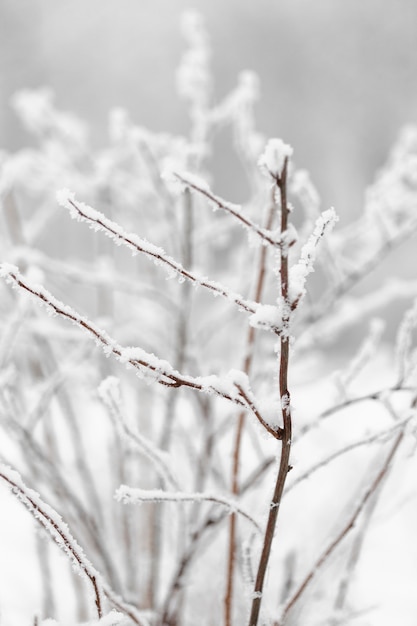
[258,138,293,177]
[289,207,338,305]
[249,304,283,332]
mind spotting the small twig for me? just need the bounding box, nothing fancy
[236,383,283,441]
[298,385,415,440]
[115,486,263,534]
[0,265,260,408]
[55,191,283,334]
[306,216,417,326]
[278,430,404,625]
[0,464,104,619]
[172,171,285,249]
[0,464,150,625]
[287,413,415,495]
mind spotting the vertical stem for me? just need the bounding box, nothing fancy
[224,189,277,626]
[248,159,293,626]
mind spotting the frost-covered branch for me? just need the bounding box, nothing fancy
[56,191,285,332]
[249,148,293,626]
[170,170,286,249]
[0,264,259,408]
[298,385,416,440]
[115,486,263,534]
[0,464,148,625]
[288,207,338,308]
[287,412,415,495]
[235,383,283,440]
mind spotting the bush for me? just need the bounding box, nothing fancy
[1,11,417,626]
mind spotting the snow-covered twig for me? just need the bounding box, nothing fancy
[235,383,283,440]
[0,464,150,625]
[289,207,338,308]
[298,385,416,440]
[306,215,417,326]
[115,485,263,534]
[298,277,417,349]
[171,170,286,249]
[287,413,415,495]
[55,191,284,333]
[0,264,258,408]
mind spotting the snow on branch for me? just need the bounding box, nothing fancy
[0,265,263,410]
[289,207,339,307]
[168,170,288,249]
[0,464,149,625]
[258,138,293,179]
[55,190,284,332]
[115,486,263,534]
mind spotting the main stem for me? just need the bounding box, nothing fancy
[248,159,293,626]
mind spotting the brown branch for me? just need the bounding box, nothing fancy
[173,171,286,249]
[0,464,149,625]
[248,158,293,626]
[0,465,104,619]
[0,266,257,409]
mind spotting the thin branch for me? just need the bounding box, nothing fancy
[0,265,259,408]
[287,413,414,495]
[0,464,150,625]
[298,385,415,440]
[236,383,283,440]
[0,464,104,618]
[115,486,263,534]
[55,191,283,333]
[306,216,417,326]
[278,430,404,625]
[172,171,286,249]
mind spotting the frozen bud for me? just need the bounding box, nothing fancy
[258,138,293,177]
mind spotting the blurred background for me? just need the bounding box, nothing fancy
[1,0,417,216]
